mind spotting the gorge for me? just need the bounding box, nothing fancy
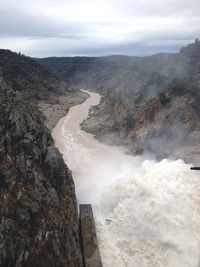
[41,39,200,163]
[0,40,200,266]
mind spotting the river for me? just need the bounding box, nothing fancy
[52,90,142,204]
[52,90,200,267]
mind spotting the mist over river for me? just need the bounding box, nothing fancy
[52,91,200,267]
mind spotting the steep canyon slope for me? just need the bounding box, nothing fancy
[0,51,84,266]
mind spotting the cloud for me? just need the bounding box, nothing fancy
[0,0,199,57]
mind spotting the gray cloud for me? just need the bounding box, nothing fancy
[0,5,88,38]
[0,0,199,57]
[112,0,200,17]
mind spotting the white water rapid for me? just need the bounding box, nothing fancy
[52,90,200,267]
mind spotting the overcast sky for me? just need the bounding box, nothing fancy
[0,0,199,57]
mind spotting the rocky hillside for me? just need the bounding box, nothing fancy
[0,49,74,102]
[81,40,200,162]
[0,80,83,266]
[41,39,200,162]
[39,53,176,96]
[0,49,88,130]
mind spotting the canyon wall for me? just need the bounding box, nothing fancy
[41,40,200,162]
[0,50,84,266]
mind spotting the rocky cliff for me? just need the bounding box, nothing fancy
[81,40,200,162]
[0,80,83,266]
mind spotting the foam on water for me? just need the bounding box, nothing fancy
[95,159,200,267]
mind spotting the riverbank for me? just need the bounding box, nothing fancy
[38,90,89,131]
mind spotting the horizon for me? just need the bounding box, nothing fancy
[37,49,179,59]
[1,41,195,59]
[0,0,199,57]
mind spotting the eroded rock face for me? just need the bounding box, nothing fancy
[0,84,83,266]
[79,41,200,162]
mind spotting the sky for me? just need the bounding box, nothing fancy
[0,0,199,57]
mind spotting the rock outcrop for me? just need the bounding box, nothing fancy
[0,81,83,266]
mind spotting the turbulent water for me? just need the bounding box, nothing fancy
[53,90,200,267]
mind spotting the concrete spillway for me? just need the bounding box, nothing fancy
[80,204,102,267]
